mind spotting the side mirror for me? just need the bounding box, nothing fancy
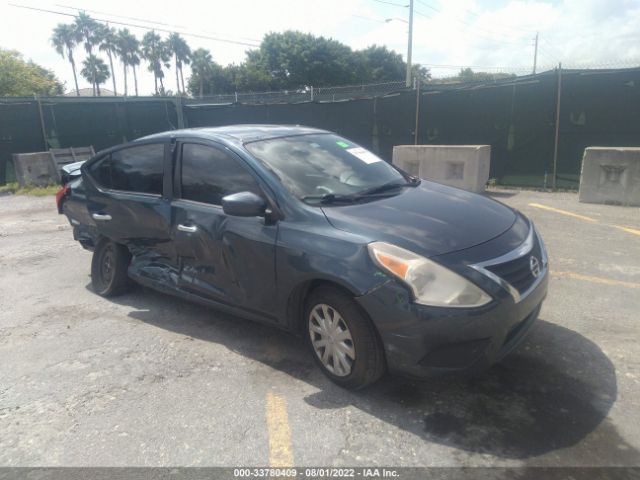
[222,191,267,217]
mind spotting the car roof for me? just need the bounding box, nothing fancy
[138,124,330,144]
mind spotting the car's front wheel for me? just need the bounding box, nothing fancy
[305,286,386,389]
[91,238,131,297]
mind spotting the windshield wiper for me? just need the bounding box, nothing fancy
[302,177,420,205]
[301,193,359,204]
[353,177,421,198]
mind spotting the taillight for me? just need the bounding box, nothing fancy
[55,185,70,214]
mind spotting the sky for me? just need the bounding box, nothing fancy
[0,0,639,96]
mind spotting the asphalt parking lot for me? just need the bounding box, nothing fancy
[0,189,639,467]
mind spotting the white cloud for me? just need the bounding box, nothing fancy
[0,0,638,95]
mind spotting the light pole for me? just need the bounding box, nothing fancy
[385,1,413,87]
[406,0,414,87]
[532,31,539,74]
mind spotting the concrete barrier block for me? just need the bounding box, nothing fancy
[578,147,640,206]
[12,152,59,187]
[393,145,491,193]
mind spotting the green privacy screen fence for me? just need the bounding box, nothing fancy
[0,97,180,184]
[2,67,639,188]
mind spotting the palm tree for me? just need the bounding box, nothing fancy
[97,24,119,95]
[116,29,129,96]
[74,12,101,95]
[81,55,110,96]
[190,48,214,99]
[167,33,191,95]
[51,23,81,96]
[117,29,141,96]
[130,51,141,96]
[141,30,170,95]
[117,29,132,96]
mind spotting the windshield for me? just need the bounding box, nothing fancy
[244,134,407,202]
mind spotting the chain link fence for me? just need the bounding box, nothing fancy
[186,80,408,105]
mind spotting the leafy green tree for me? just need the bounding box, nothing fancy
[189,48,214,98]
[74,12,101,95]
[357,45,405,82]
[233,50,281,91]
[142,30,170,94]
[50,23,81,96]
[412,64,432,85]
[80,54,110,96]
[187,31,422,96]
[440,68,516,84]
[0,48,63,96]
[167,33,191,95]
[253,31,357,88]
[97,24,119,95]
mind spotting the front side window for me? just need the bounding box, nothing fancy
[87,143,164,195]
[244,134,405,200]
[180,143,262,206]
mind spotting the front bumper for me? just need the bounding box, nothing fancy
[356,260,549,378]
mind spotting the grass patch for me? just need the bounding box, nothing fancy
[0,182,59,196]
[0,182,18,194]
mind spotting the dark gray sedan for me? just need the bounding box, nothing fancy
[57,125,549,389]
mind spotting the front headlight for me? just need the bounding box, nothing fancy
[368,241,492,308]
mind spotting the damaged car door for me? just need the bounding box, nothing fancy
[84,141,175,282]
[170,141,278,321]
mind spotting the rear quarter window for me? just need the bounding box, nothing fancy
[88,155,112,188]
[88,144,164,195]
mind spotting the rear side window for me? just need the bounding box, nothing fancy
[88,143,164,195]
[88,155,111,187]
[180,143,262,206]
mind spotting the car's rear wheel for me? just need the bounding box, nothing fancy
[305,286,386,389]
[91,238,131,297]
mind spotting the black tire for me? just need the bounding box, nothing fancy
[91,238,131,297]
[305,286,386,389]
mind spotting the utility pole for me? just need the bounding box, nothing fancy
[532,32,539,74]
[552,62,563,190]
[414,79,420,144]
[406,0,414,87]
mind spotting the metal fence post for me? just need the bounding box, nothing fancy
[310,86,314,102]
[175,96,185,129]
[115,98,128,143]
[34,94,48,150]
[552,62,563,190]
[372,96,380,155]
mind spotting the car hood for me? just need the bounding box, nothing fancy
[321,181,517,258]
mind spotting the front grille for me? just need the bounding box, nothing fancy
[485,237,543,294]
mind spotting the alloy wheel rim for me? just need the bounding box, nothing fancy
[308,303,355,377]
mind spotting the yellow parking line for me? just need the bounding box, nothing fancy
[613,225,640,237]
[266,392,294,467]
[528,203,640,238]
[552,270,640,289]
[528,203,598,222]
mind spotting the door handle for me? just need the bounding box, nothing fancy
[92,213,112,221]
[177,224,197,233]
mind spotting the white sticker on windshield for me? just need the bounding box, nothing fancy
[346,147,382,164]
